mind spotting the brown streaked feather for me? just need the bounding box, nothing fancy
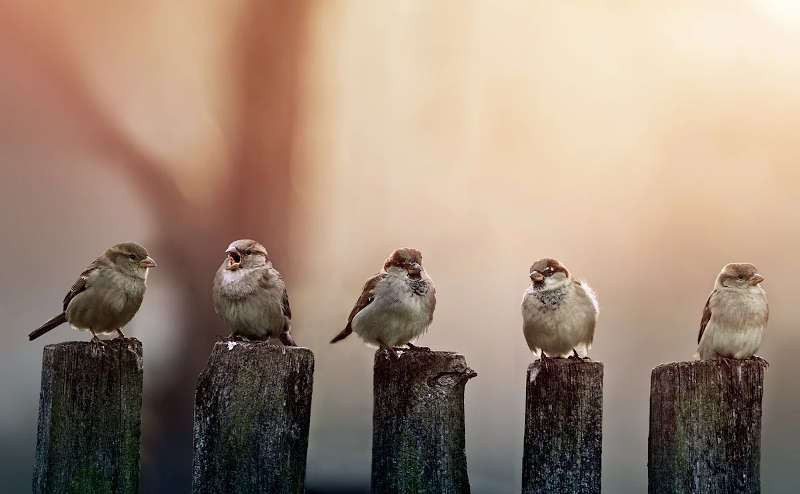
[281,287,291,320]
[330,273,387,343]
[254,268,289,310]
[698,290,715,344]
[62,258,107,311]
[347,273,387,325]
[255,268,292,321]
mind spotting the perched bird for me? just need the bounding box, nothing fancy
[697,263,768,360]
[28,242,157,342]
[521,258,598,359]
[212,239,296,345]
[330,248,436,349]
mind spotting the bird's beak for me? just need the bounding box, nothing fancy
[408,262,422,278]
[226,250,241,270]
[750,274,764,285]
[139,256,157,268]
[530,271,544,283]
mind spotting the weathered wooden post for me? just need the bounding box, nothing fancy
[371,349,477,494]
[522,358,603,494]
[192,341,314,494]
[32,339,143,494]
[648,359,766,494]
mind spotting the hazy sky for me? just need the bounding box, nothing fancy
[2,2,800,492]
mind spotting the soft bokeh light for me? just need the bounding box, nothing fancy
[754,0,800,28]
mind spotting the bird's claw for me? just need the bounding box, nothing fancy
[406,342,431,351]
[279,331,297,347]
[379,345,400,359]
[90,336,107,346]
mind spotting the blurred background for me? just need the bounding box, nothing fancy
[2,1,800,492]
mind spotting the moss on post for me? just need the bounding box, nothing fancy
[371,349,477,494]
[648,359,766,494]
[192,341,314,494]
[32,339,143,494]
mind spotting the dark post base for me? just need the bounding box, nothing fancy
[648,359,766,494]
[522,358,603,494]
[192,341,315,494]
[33,338,143,494]
[371,349,477,494]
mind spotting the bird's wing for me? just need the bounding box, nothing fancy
[281,287,292,320]
[698,290,716,344]
[330,273,386,343]
[575,280,599,314]
[62,258,105,311]
[574,280,598,350]
[347,273,386,325]
[259,269,292,319]
[426,282,436,325]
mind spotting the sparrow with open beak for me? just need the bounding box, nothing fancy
[330,248,436,350]
[521,258,598,359]
[697,263,768,360]
[212,239,296,345]
[28,242,157,342]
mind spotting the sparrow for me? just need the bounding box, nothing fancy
[330,248,436,350]
[212,239,296,345]
[521,258,598,359]
[697,263,768,360]
[28,242,157,342]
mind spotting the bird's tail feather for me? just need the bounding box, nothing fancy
[330,326,352,344]
[29,313,67,341]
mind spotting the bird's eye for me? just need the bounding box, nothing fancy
[738,275,745,280]
[128,254,137,260]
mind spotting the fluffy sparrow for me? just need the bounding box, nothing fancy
[212,239,296,345]
[330,248,436,350]
[697,263,768,360]
[28,242,157,342]
[521,258,598,359]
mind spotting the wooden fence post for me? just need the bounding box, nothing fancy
[192,341,314,494]
[32,339,143,494]
[648,359,766,494]
[522,359,603,494]
[371,349,477,494]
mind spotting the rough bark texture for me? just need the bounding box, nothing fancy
[371,349,477,494]
[33,339,143,494]
[522,359,603,494]
[648,359,766,494]
[192,341,314,494]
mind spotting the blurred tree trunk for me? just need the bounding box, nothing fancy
[142,3,311,490]
[3,1,311,490]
